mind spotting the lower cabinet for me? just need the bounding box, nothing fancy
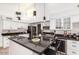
[9,40,38,55]
[0,36,2,47]
[67,40,79,55]
[0,36,10,48]
[2,36,10,48]
[67,49,79,55]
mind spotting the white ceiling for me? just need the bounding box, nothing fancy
[45,3,79,15]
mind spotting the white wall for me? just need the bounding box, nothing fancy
[0,3,44,23]
[45,3,79,20]
[35,3,44,22]
[0,3,19,17]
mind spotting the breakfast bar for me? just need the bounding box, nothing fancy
[9,36,53,55]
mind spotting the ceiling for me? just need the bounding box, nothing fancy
[0,3,79,23]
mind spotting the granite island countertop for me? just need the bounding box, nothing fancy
[2,29,27,36]
[9,36,52,55]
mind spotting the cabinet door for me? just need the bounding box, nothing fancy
[3,36,10,48]
[11,22,17,29]
[67,49,79,55]
[22,23,28,30]
[0,36,2,47]
[0,18,2,47]
[50,18,62,30]
[3,20,11,29]
[50,17,71,30]
[56,19,62,29]
[50,19,56,30]
[16,22,22,29]
[67,40,79,51]
[15,22,24,29]
[67,40,79,55]
[63,17,71,29]
[0,18,2,33]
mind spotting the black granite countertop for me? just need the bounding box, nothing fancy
[2,29,27,36]
[57,37,79,41]
[9,36,52,55]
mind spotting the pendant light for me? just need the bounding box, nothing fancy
[33,10,36,16]
[43,3,46,21]
[16,3,21,20]
[33,3,36,16]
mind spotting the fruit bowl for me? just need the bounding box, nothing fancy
[32,38,41,44]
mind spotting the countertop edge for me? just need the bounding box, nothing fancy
[9,39,49,55]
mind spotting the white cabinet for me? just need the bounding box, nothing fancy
[0,18,2,33]
[41,21,50,30]
[2,20,11,29]
[2,18,11,48]
[0,36,2,47]
[63,17,71,29]
[9,40,38,55]
[0,16,11,48]
[11,21,28,30]
[11,21,17,29]
[67,49,79,55]
[22,23,28,30]
[67,40,79,50]
[50,17,71,30]
[67,40,79,55]
[50,19,56,30]
[56,18,62,29]
[16,22,22,29]
[0,17,3,47]
[0,17,9,47]
[3,36,10,48]
[0,16,29,48]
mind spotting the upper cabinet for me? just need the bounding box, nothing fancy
[3,20,11,29]
[63,17,71,29]
[56,18,62,29]
[11,21,17,29]
[50,17,71,30]
[11,21,29,30]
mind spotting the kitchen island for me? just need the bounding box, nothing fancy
[9,36,52,55]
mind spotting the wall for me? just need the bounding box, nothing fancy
[45,3,79,21]
[0,3,19,18]
[0,3,44,23]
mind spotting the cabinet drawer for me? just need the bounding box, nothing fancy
[67,40,79,45]
[67,49,79,55]
[67,40,79,50]
[67,44,79,50]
